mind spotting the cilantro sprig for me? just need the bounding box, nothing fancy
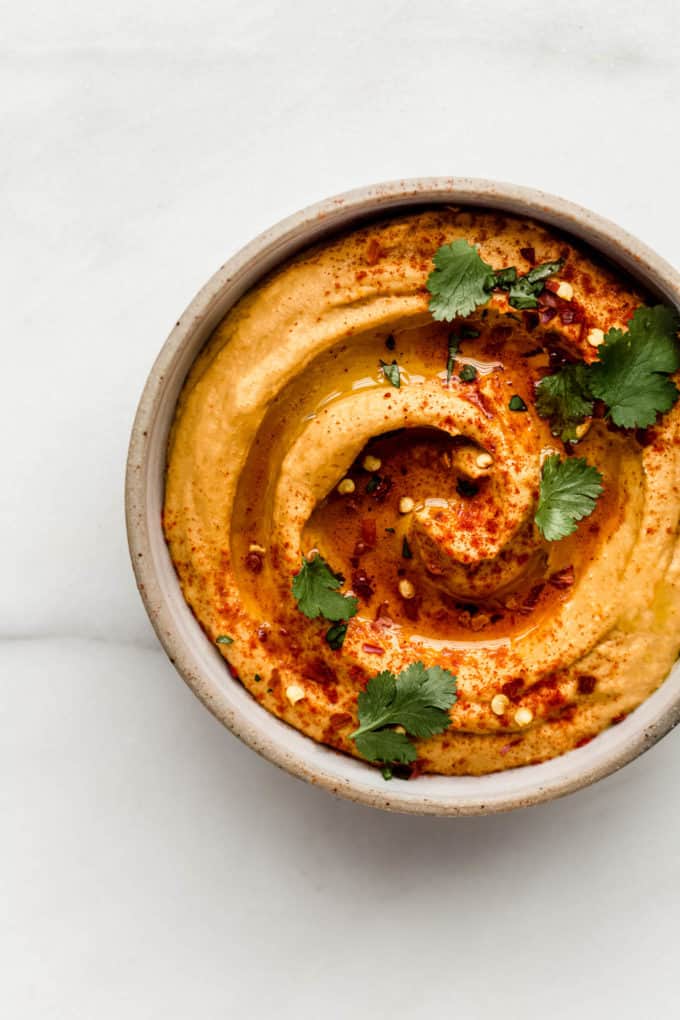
[292,553,359,622]
[589,306,680,428]
[426,239,562,322]
[427,240,496,321]
[534,455,604,541]
[536,305,680,438]
[350,662,457,764]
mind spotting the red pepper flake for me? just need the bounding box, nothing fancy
[575,735,594,748]
[360,518,377,547]
[502,678,525,702]
[517,583,545,615]
[365,238,383,265]
[245,551,263,573]
[373,476,393,502]
[577,674,597,695]
[500,737,523,755]
[375,601,393,624]
[362,642,385,655]
[351,568,374,602]
[611,712,627,725]
[548,565,575,590]
[403,596,422,622]
[328,711,353,730]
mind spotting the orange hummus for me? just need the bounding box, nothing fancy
[163,209,680,775]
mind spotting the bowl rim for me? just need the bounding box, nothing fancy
[125,176,680,816]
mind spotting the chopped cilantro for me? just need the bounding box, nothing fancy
[254,673,262,683]
[402,536,413,559]
[385,334,396,351]
[535,364,594,442]
[446,333,459,384]
[381,766,394,781]
[292,553,359,621]
[493,266,518,287]
[351,663,457,764]
[589,305,680,428]
[534,454,604,541]
[216,635,233,645]
[325,622,348,650]
[509,394,528,411]
[380,359,401,388]
[385,526,396,534]
[506,260,564,310]
[459,364,477,382]
[366,475,381,494]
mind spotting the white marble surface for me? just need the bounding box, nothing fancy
[4,1,680,1016]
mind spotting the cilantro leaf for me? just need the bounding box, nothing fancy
[355,729,417,765]
[426,239,496,321]
[589,305,680,428]
[459,364,477,382]
[535,364,594,442]
[380,359,401,388]
[216,635,234,645]
[535,455,604,541]
[292,554,359,621]
[350,662,457,763]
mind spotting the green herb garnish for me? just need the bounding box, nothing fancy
[325,622,348,650]
[350,662,457,764]
[426,240,562,322]
[534,455,604,541]
[535,305,680,437]
[535,364,594,442]
[459,364,477,382]
[509,394,528,411]
[216,635,234,645]
[446,334,459,384]
[589,305,680,428]
[366,475,381,494]
[505,260,563,310]
[380,359,401,388]
[402,536,413,559]
[292,554,359,622]
[426,239,496,321]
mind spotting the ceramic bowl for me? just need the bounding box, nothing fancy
[126,177,680,815]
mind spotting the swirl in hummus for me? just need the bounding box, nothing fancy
[163,209,680,776]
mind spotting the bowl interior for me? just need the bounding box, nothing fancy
[127,178,680,815]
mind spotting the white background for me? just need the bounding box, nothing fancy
[3,1,680,1016]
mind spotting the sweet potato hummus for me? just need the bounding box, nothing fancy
[163,209,680,775]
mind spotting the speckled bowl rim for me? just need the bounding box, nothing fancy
[126,177,680,816]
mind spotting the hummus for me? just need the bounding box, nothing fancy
[163,209,680,775]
